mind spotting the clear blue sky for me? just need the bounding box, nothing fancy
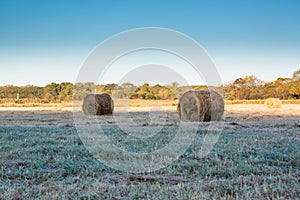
[0,0,299,86]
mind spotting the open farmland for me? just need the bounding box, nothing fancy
[0,104,299,199]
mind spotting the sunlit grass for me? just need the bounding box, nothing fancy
[1,98,300,108]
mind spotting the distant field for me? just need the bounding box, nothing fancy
[0,99,73,107]
[0,99,179,108]
[226,99,300,105]
[1,98,300,108]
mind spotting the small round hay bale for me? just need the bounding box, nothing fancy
[177,90,224,122]
[82,94,114,115]
[264,98,282,109]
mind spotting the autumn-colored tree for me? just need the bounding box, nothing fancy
[288,70,300,98]
[151,84,174,100]
[225,76,264,100]
[292,70,300,81]
[264,78,291,99]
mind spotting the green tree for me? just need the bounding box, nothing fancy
[151,84,175,100]
[73,82,96,100]
[103,83,118,95]
[0,85,19,99]
[43,82,61,101]
[134,83,155,99]
[112,82,137,98]
[168,82,181,98]
[58,82,74,101]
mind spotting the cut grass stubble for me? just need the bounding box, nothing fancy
[0,114,299,199]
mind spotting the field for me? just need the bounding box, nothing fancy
[1,99,300,108]
[0,104,299,199]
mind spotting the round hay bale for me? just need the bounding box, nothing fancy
[177,90,224,122]
[82,94,114,115]
[264,98,282,109]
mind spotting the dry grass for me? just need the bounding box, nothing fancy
[113,99,178,107]
[226,99,300,105]
[0,100,73,107]
[282,99,300,104]
[225,100,265,105]
[1,98,300,108]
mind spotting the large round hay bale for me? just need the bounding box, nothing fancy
[82,94,114,115]
[264,98,282,109]
[177,90,224,122]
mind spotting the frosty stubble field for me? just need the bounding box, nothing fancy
[0,105,299,199]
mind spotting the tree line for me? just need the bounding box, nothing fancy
[0,81,207,102]
[0,70,299,102]
[225,70,300,100]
